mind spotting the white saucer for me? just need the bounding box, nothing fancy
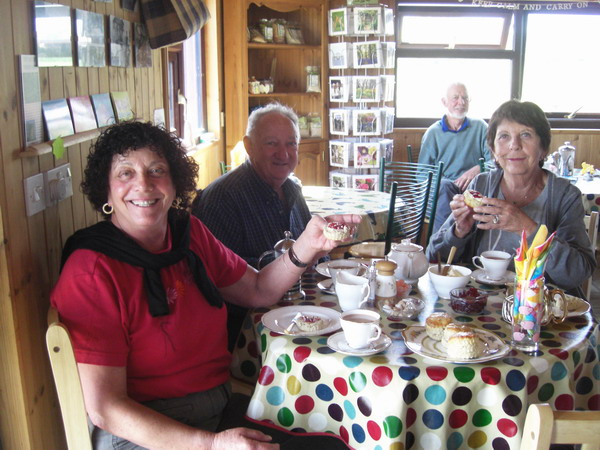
[317,279,335,295]
[471,269,515,286]
[327,331,392,356]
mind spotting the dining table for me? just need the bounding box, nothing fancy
[302,186,391,244]
[230,267,600,449]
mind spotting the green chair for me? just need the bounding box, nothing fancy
[379,158,444,249]
[219,161,232,175]
[478,157,496,173]
[406,144,421,163]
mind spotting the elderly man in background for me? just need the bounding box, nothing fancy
[418,82,491,234]
[193,102,312,349]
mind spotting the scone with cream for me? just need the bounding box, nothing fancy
[463,189,484,208]
[323,222,351,241]
[296,314,327,332]
[447,331,483,359]
[442,323,472,347]
[425,312,453,341]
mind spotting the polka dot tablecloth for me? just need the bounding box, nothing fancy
[302,186,390,243]
[573,176,600,214]
[230,271,600,449]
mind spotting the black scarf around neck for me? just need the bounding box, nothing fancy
[60,209,223,316]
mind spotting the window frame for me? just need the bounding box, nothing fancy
[394,3,600,129]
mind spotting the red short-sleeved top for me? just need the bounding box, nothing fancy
[51,216,247,402]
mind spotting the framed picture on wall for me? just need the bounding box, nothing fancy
[353,41,381,68]
[34,1,73,67]
[329,76,351,102]
[329,140,352,168]
[68,96,98,133]
[353,109,380,136]
[134,23,152,67]
[328,8,350,36]
[329,42,352,69]
[353,76,380,103]
[110,91,135,122]
[330,109,351,136]
[75,9,106,67]
[109,15,131,67]
[354,141,380,169]
[353,7,382,35]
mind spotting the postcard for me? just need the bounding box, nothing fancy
[329,140,352,168]
[110,91,135,122]
[91,93,116,127]
[68,96,98,133]
[329,76,351,103]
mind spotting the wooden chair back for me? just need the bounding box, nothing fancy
[521,403,600,450]
[46,307,93,450]
[583,210,599,300]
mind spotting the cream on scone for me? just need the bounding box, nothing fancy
[323,221,351,241]
[447,331,483,359]
[463,189,484,208]
[442,323,472,347]
[296,314,327,332]
[425,312,453,341]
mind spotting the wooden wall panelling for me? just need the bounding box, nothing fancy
[0,0,164,447]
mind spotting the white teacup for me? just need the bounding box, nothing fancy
[327,260,361,287]
[472,250,511,281]
[335,272,370,312]
[340,309,382,349]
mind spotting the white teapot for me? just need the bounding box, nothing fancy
[387,239,429,284]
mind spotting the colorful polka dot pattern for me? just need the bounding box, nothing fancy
[236,271,600,449]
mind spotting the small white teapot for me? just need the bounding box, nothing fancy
[387,239,429,284]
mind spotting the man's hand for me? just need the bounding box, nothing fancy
[454,165,481,191]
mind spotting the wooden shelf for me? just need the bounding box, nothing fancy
[249,92,321,97]
[20,128,106,158]
[248,43,321,50]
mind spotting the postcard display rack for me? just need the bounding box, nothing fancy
[327,2,395,191]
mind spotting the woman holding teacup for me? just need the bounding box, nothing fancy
[427,100,596,298]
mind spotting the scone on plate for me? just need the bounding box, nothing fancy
[425,312,453,341]
[447,331,483,359]
[296,314,327,332]
[442,323,472,347]
[323,222,351,241]
[463,189,484,208]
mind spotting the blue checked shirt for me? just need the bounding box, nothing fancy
[192,161,312,268]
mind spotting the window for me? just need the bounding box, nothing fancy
[395,3,600,128]
[165,30,207,145]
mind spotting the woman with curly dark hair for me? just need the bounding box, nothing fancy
[51,121,359,449]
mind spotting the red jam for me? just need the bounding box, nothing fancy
[450,287,488,314]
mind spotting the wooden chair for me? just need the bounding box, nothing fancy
[520,403,600,450]
[583,210,599,300]
[46,307,93,450]
[379,158,444,248]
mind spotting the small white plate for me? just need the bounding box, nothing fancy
[317,279,335,295]
[261,306,341,337]
[402,325,510,364]
[565,294,591,317]
[327,331,392,356]
[316,261,367,278]
[471,269,516,286]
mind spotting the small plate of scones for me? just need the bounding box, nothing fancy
[402,312,510,363]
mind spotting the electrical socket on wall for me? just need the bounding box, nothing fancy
[44,163,73,207]
[24,173,46,216]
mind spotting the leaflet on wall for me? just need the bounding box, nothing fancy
[42,99,75,140]
[109,15,131,67]
[134,23,152,68]
[19,55,44,147]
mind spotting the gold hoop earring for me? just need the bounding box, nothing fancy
[102,203,113,215]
